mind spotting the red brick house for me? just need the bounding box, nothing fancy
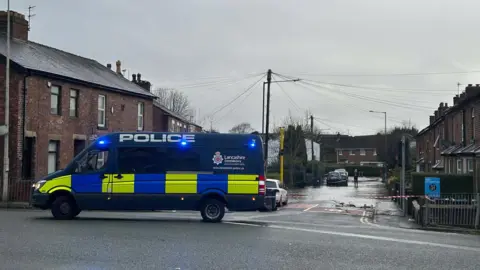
[0,11,156,199]
[334,135,378,164]
[128,73,203,133]
[416,84,480,174]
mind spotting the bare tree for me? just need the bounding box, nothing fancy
[229,122,255,134]
[153,88,192,117]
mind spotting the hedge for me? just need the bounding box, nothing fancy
[324,165,383,177]
[411,173,474,195]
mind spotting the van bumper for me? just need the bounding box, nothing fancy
[226,195,267,211]
[31,190,50,209]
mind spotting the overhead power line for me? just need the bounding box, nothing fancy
[283,70,480,78]
[207,74,266,120]
[273,75,303,114]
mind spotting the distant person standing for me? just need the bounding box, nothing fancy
[354,169,359,188]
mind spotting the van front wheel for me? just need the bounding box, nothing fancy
[200,199,225,223]
[51,196,78,220]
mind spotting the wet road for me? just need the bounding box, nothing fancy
[1,178,480,269]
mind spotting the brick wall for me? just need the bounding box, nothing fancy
[152,105,168,132]
[0,65,154,181]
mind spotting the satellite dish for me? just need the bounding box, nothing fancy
[0,125,7,136]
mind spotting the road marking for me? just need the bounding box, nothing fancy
[263,224,480,252]
[242,219,361,228]
[303,204,319,212]
[224,221,263,227]
[232,211,303,220]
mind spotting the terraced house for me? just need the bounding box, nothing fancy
[0,10,156,199]
[416,84,480,174]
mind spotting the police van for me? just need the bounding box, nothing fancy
[31,132,267,222]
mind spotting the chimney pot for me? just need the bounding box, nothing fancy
[115,60,122,75]
[445,102,448,108]
[132,74,137,82]
[137,73,141,82]
[468,84,473,87]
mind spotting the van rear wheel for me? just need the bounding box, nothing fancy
[200,199,225,223]
[51,196,78,220]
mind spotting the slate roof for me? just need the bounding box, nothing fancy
[0,35,155,98]
[153,100,201,127]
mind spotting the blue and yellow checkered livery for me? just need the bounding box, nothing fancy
[39,173,259,195]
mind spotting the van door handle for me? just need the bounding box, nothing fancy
[114,174,123,179]
[100,174,108,179]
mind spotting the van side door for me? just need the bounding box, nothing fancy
[70,147,114,210]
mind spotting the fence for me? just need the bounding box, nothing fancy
[0,179,35,206]
[420,193,480,229]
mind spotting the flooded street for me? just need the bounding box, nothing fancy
[287,177,389,209]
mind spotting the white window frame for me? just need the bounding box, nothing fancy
[349,150,355,156]
[69,89,79,117]
[48,141,59,174]
[373,149,377,156]
[98,95,106,128]
[467,159,473,173]
[457,159,463,174]
[338,150,342,156]
[50,85,61,115]
[137,102,144,131]
[360,149,366,156]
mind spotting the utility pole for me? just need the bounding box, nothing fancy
[28,5,36,31]
[401,135,406,216]
[2,2,10,202]
[261,82,266,135]
[279,127,285,185]
[264,69,272,167]
[310,115,315,176]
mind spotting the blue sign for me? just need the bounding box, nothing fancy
[424,177,440,198]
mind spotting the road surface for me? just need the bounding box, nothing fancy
[1,178,479,269]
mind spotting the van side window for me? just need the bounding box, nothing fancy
[117,147,161,174]
[117,147,202,174]
[74,150,109,173]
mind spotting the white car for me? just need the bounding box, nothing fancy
[266,179,288,206]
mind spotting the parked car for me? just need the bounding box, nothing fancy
[266,179,288,206]
[335,168,348,178]
[326,171,348,186]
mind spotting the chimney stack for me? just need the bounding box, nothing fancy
[429,115,435,124]
[137,73,142,82]
[132,74,137,82]
[0,10,29,41]
[434,110,439,119]
[107,63,112,69]
[115,60,122,75]
[453,95,459,105]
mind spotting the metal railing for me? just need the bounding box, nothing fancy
[0,179,35,207]
[424,193,480,229]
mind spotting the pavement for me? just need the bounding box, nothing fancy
[1,177,480,269]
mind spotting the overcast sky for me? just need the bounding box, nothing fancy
[8,0,480,135]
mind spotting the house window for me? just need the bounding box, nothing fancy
[467,159,473,172]
[360,149,366,156]
[373,149,377,156]
[457,159,463,174]
[50,86,61,115]
[48,140,59,174]
[137,102,144,131]
[98,95,106,127]
[338,150,343,156]
[69,89,78,117]
[349,150,355,155]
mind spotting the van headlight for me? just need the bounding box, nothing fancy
[32,180,46,190]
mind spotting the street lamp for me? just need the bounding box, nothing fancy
[369,110,387,182]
